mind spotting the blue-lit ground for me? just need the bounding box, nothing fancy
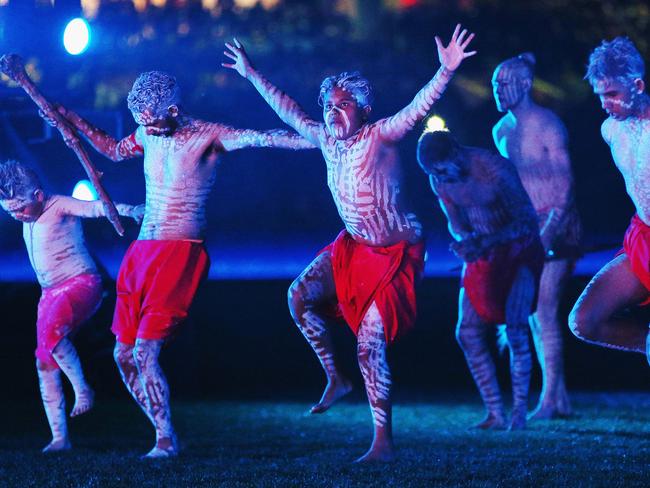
[1,393,649,486]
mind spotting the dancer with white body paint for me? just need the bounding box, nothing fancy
[0,159,143,452]
[223,24,476,462]
[43,71,314,458]
[492,53,581,420]
[417,130,543,431]
[570,38,650,365]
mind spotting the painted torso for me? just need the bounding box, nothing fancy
[433,149,538,239]
[494,108,580,238]
[23,195,98,288]
[602,116,650,224]
[138,120,219,241]
[319,123,421,247]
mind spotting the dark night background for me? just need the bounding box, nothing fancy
[1,0,649,403]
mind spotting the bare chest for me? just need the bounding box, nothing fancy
[323,134,389,200]
[609,121,650,179]
[143,131,218,189]
[499,126,547,170]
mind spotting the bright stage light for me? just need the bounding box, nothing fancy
[63,18,91,55]
[425,115,448,133]
[72,180,98,201]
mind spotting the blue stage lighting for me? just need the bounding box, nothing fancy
[72,180,98,201]
[63,18,90,55]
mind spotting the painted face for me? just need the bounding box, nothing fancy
[322,87,367,140]
[491,64,526,112]
[131,108,177,136]
[427,160,465,183]
[0,191,44,222]
[593,78,638,120]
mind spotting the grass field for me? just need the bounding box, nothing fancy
[1,392,649,487]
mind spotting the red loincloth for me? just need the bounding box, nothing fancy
[321,230,425,345]
[111,240,209,345]
[620,214,650,306]
[462,234,544,325]
[36,273,103,368]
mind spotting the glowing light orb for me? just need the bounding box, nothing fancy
[72,180,98,201]
[425,115,448,133]
[63,18,91,55]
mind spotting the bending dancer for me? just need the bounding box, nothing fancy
[569,38,650,363]
[0,160,142,452]
[43,71,314,458]
[492,53,581,419]
[223,24,475,461]
[417,131,543,430]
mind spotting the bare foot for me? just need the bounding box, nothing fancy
[528,402,570,421]
[70,388,94,417]
[42,438,71,453]
[471,412,506,430]
[310,377,353,414]
[142,435,178,459]
[354,442,395,463]
[509,408,527,430]
[528,403,556,420]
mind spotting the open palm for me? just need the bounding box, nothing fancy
[222,38,252,78]
[435,24,476,71]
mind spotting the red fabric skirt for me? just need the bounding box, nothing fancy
[322,230,425,345]
[111,240,209,345]
[462,234,544,324]
[36,273,103,368]
[620,214,650,306]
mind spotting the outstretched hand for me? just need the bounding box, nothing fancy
[222,38,253,79]
[435,24,476,71]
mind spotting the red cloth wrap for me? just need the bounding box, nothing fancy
[322,230,425,345]
[36,273,103,368]
[111,240,210,345]
[619,214,650,306]
[462,234,544,324]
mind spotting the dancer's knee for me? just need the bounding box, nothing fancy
[287,280,306,322]
[504,323,530,351]
[113,342,133,368]
[36,358,57,372]
[356,341,371,369]
[568,302,596,341]
[455,321,478,350]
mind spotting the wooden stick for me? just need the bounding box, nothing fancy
[0,53,124,235]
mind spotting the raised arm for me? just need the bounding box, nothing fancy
[42,105,144,162]
[377,24,476,143]
[223,39,324,147]
[215,125,316,152]
[55,196,144,224]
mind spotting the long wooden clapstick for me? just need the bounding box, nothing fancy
[0,53,124,235]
